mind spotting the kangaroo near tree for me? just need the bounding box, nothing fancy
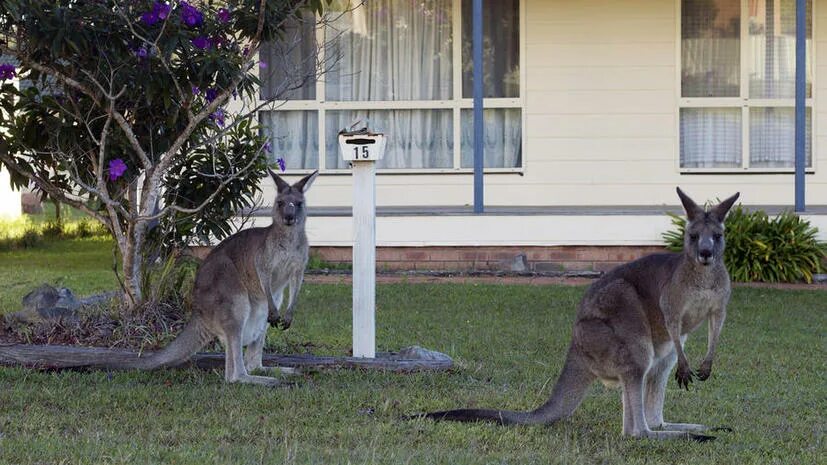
[412,187,740,441]
[110,169,319,386]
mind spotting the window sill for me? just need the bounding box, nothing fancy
[680,168,815,175]
[273,167,526,176]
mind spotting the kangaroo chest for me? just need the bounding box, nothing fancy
[267,248,307,283]
[680,288,725,333]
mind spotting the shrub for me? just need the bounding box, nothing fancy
[663,206,827,283]
[41,220,64,239]
[141,253,200,308]
[18,227,42,249]
[71,218,109,239]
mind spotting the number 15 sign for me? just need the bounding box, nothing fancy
[338,130,386,162]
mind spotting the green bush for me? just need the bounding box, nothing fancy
[17,228,42,249]
[41,220,64,239]
[140,254,200,308]
[663,206,827,283]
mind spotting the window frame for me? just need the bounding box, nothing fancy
[676,0,817,174]
[255,0,526,175]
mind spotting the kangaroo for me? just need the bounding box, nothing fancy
[113,169,319,386]
[412,188,739,441]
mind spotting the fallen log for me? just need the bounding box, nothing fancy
[0,344,453,372]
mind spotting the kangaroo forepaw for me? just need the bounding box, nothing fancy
[675,366,695,390]
[696,361,713,381]
[276,317,292,330]
[690,433,717,443]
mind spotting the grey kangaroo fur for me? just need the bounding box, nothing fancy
[413,188,740,441]
[113,169,318,386]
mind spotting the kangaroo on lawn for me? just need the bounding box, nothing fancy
[412,188,739,441]
[117,169,318,386]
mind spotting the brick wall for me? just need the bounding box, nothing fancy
[311,246,669,273]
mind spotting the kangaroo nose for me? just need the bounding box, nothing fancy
[699,249,712,259]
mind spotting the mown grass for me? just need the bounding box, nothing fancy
[0,240,825,464]
[0,204,109,252]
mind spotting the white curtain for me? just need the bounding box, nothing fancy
[461,109,521,168]
[325,0,453,101]
[324,0,454,169]
[748,0,812,99]
[260,111,319,169]
[260,14,317,101]
[680,108,742,168]
[750,107,811,168]
[681,38,740,97]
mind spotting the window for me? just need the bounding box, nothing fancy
[680,0,813,170]
[259,0,523,172]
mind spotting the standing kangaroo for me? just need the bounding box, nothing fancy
[115,169,318,386]
[413,188,739,441]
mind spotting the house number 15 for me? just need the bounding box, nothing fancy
[353,146,370,159]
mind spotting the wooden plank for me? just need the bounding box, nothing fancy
[0,344,453,372]
[351,160,377,358]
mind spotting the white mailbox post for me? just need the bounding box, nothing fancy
[339,129,386,358]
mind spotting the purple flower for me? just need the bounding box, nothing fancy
[191,85,200,95]
[141,11,159,26]
[191,36,210,50]
[135,46,149,58]
[179,1,203,28]
[0,64,16,81]
[209,108,225,127]
[259,61,268,69]
[154,2,171,20]
[108,158,127,181]
[263,141,272,153]
[205,87,218,103]
[217,8,231,23]
[276,158,286,172]
[141,1,170,26]
[242,46,250,56]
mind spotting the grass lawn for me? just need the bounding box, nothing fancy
[1,239,825,464]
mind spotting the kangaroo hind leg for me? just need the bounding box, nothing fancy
[223,331,285,388]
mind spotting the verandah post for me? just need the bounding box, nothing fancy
[472,0,484,214]
[795,0,806,212]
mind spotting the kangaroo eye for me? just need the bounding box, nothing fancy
[713,233,723,241]
[689,233,699,241]
[296,201,303,207]
[277,201,285,207]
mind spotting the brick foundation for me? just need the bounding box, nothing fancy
[311,245,668,273]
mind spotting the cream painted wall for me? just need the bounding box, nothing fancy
[0,169,21,218]
[261,0,827,209]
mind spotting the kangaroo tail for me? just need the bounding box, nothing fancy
[410,349,595,426]
[111,318,213,370]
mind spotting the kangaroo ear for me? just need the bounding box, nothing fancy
[676,187,704,222]
[712,192,740,222]
[269,168,290,193]
[293,170,319,193]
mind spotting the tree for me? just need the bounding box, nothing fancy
[0,0,332,307]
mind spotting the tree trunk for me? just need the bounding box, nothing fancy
[121,249,143,308]
[117,233,144,308]
[53,198,61,224]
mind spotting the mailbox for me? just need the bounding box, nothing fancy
[338,129,386,161]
